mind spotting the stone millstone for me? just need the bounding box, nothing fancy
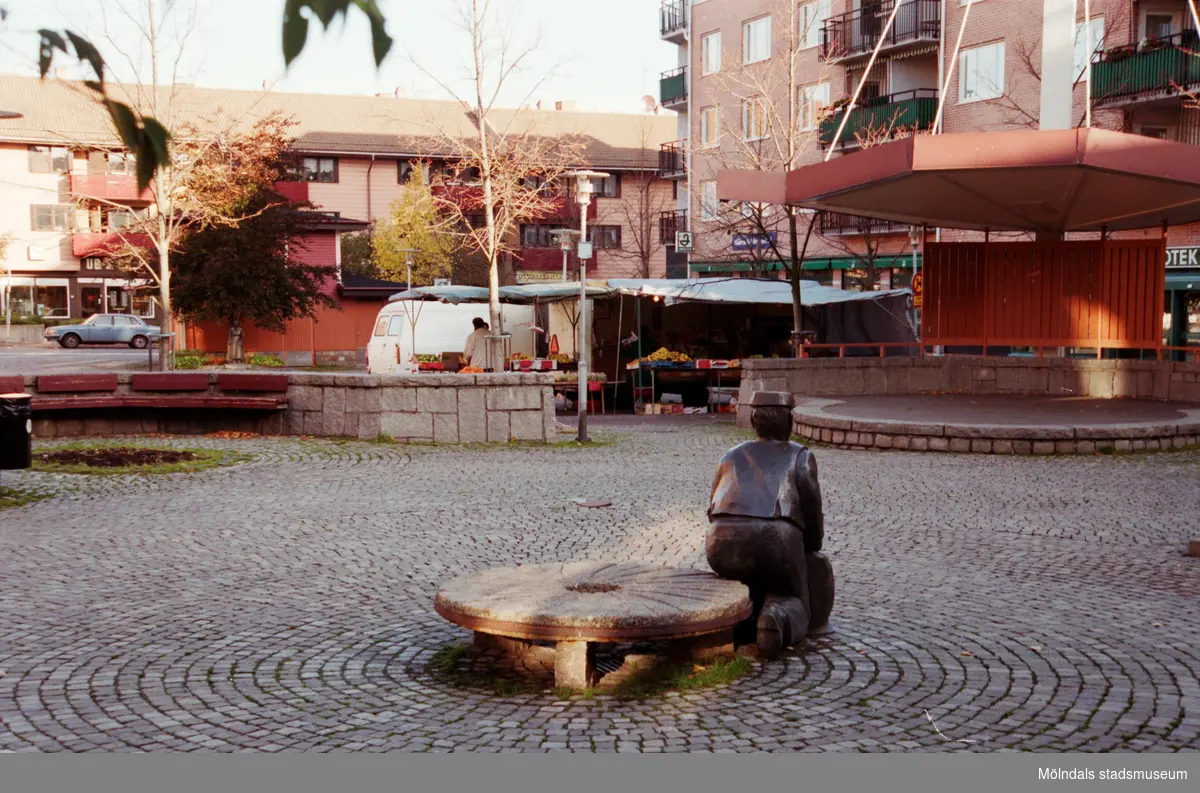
[434,561,752,642]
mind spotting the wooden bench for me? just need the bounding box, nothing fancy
[28,373,288,412]
[0,375,26,394]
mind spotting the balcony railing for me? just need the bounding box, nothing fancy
[820,0,941,62]
[659,140,687,179]
[1092,30,1200,106]
[69,173,153,203]
[660,0,687,40]
[659,209,687,245]
[660,66,688,107]
[72,231,152,258]
[818,211,909,237]
[517,247,568,272]
[819,88,938,148]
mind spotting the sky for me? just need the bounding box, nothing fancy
[0,0,676,112]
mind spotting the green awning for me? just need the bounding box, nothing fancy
[1166,272,1199,290]
[691,255,921,273]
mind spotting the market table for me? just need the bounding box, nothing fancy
[627,364,742,412]
[434,561,752,689]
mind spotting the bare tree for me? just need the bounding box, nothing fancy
[598,120,672,278]
[699,0,832,349]
[409,0,582,370]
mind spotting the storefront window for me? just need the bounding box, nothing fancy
[107,286,131,313]
[131,293,156,318]
[1187,294,1200,347]
[6,285,35,317]
[35,285,69,318]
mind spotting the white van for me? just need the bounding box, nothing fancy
[366,301,537,375]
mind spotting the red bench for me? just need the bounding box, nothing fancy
[0,375,26,394]
[28,373,288,412]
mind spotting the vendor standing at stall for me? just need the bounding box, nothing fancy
[463,318,489,368]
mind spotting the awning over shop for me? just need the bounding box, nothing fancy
[606,278,910,307]
[1166,272,1200,290]
[718,129,1200,232]
[388,286,490,304]
[388,283,616,305]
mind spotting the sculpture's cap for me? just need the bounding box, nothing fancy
[749,391,794,408]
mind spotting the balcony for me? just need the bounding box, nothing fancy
[1092,31,1200,107]
[818,211,910,237]
[69,173,153,204]
[72,231,152,258]
[660,0,687,43]
[274,180,310,203]
[660,66,688,109]
[537,194,598,222]
[819,88,938,148]
[659,209,687,245]
[820,0,940,63]
[659,140,687,179]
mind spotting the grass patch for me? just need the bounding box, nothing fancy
[0,485,52,510]
[34,442,250,476]
[611,656,752,701]
[247,353,285,368]
[428,643,543,697]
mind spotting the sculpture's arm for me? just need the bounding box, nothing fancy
[708,456,731,520]
[795,450,824,552]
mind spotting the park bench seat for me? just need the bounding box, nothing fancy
[0,375,25,394]
[37,374,120,393]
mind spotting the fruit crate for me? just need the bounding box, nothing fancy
[648,361,692,369]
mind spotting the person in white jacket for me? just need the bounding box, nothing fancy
[463,317,489,368]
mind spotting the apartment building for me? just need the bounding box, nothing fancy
[658,0,1200,348]
[0,75,676,324]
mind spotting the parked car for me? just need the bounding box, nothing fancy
[44,314,160,349]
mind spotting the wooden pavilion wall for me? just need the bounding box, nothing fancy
[921,240,1166,349]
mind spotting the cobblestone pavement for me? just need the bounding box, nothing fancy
[1,421,1198,753]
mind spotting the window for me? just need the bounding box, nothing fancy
[522,225,559,248]
[800,0,831,50]
[374,318,389,336]
[131,293,155,318]
[301,157,338,183]
[1139,126,1170,139]
[743,16,772,64]
[1074,17,1105,81]
[112,316,136,326]
[700,106,720,146]
[590,226,622,249]
[30,204,74,232]
[108,210,143,230]
[959,41,1005,103]
[35,285,69,318]
[799,82,831,130]
[107,151,135,174]
[591,173,621,198]
[387,315,405,337]
[450,164,481,184]
[700,181,719,221]
[398,160,427,184]
[701,31,722,75]
[742,96,769,141]
[525,174,558,196]
[1145,13,1175,40]
[28,146,70,174]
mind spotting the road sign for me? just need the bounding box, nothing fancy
[577,241,594,260]
[675,231,694,252]
[911,272,924,308]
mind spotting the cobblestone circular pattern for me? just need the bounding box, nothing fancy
[1,424,1198,752]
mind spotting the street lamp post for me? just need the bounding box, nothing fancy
[562,170,609,443]
[549,229,580,282]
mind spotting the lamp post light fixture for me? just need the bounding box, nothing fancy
[396,247,420,291]
[561,170,609,443]
[549,229,581,282]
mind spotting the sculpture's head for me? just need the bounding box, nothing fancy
[749,391,795,441]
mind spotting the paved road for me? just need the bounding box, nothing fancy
[1,423,1198,752]
[0,344,152,374]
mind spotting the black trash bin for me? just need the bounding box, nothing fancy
[0,392,33,471]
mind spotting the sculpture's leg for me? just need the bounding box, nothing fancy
[806,552,835,634]
[757,594,809,659]
[554,640,596,690]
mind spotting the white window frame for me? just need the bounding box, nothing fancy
[959,41,1006,104]
[743,15,772,65]
[799,0,831,51]
[700,181,720,221]
[799,82,831,131]
[1073,17,1105,82]
[700,106,720,146]
[701,31,722,75]
[742,96,769,141]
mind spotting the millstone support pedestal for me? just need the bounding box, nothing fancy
[436,562,752,691]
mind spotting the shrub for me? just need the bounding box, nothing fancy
[174,354,207,370]
[248,353,285,368]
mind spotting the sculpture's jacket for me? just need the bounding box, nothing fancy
[708,440,824,552]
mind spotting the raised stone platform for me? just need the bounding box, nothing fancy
[793,395,1200,454]
[434,562,752,689]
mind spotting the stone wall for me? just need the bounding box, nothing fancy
[738,357,1200,425]
[22,372,557,444]
[3,325,46,343]
[285,373,556,443]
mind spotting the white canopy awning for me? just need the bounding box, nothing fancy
[606,278,911,306]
